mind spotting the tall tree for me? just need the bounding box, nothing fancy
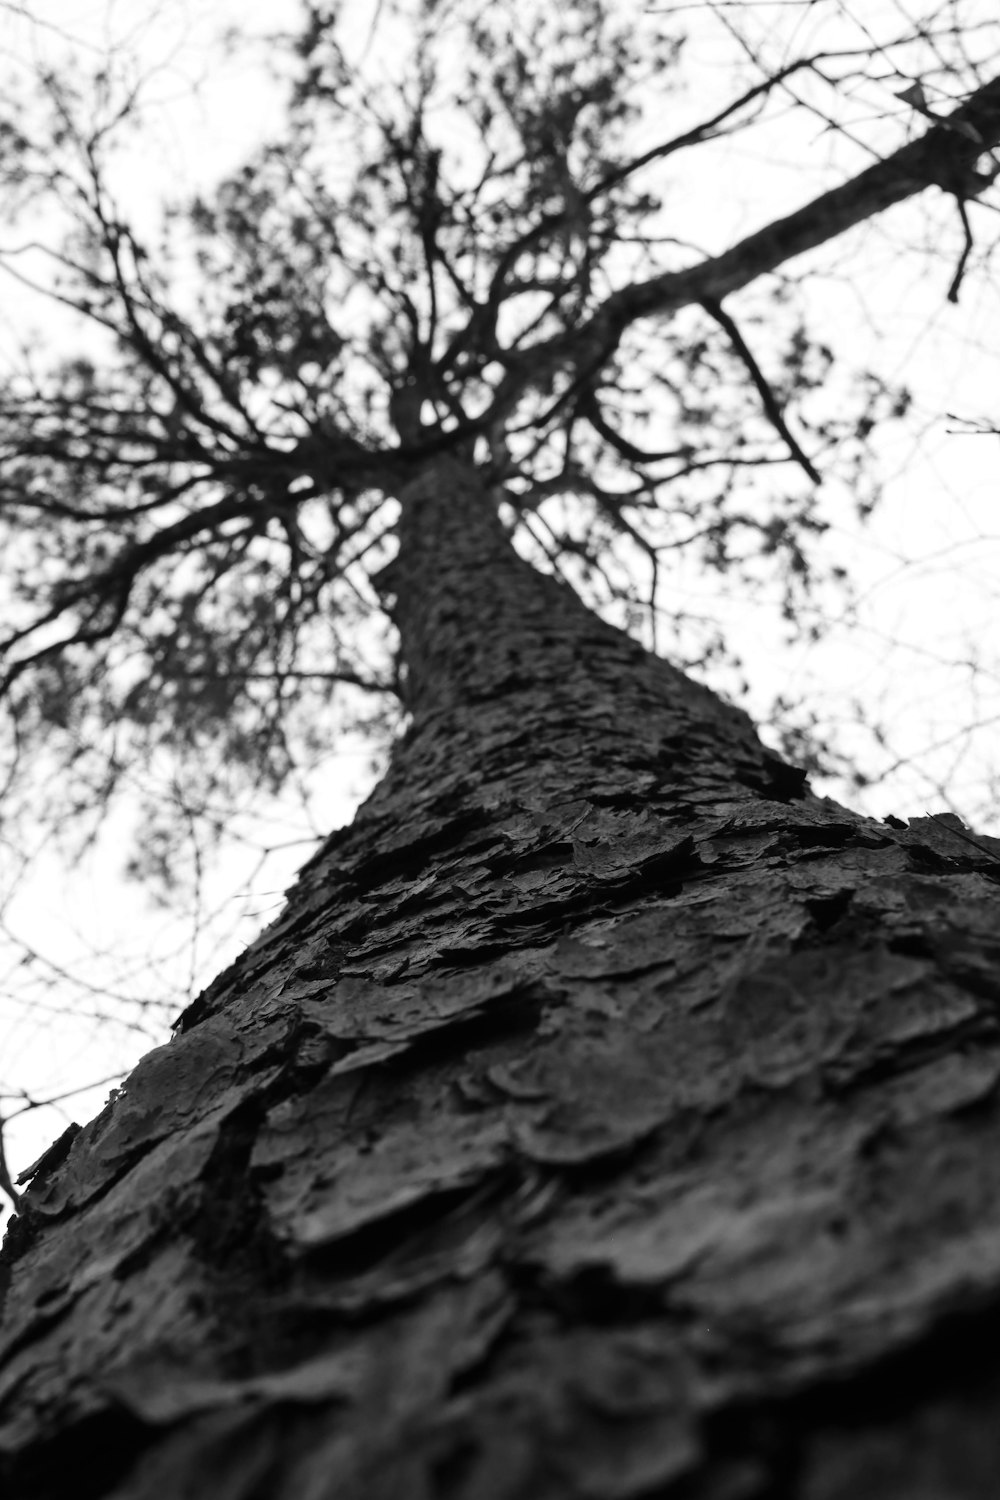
[6,0,984,883]
[3,1,1000,1492]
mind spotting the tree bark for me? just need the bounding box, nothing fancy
[3,456,1000,1499]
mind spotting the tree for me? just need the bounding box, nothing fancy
[3,0,1000,1492]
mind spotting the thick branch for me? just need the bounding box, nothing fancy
[474,75,1000,430]
[615,75,1000,320]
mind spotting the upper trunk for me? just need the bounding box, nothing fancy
[3,458,1000,1500]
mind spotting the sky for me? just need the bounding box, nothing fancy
[1,0,999,1227]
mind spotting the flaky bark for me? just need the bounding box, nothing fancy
[3,457,1000,1498]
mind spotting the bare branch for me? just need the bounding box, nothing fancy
[699,297,821,485]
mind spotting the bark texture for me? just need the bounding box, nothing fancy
[3,457,1000,1498]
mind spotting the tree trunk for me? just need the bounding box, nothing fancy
[3,456,1000,1499]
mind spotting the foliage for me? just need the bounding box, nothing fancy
[0,0,997,897]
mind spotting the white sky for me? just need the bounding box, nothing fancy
[1,0,999,1228]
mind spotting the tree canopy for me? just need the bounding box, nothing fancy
[5,0,996,862]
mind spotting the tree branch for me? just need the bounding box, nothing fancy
[699,297,820,485]
[473,74,1000,431]
[614,75,1000,321]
